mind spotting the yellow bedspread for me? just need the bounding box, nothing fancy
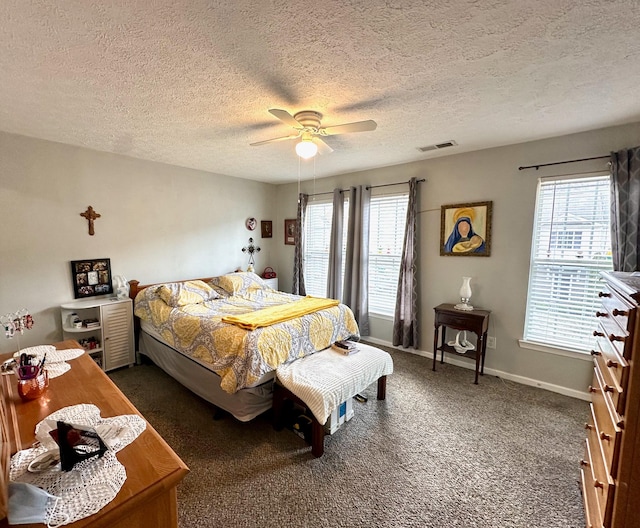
[221,296,339,331]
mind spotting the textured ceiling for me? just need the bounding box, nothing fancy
[1,0,640,183]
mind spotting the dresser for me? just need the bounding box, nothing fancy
[0,340,188,527]
[581,271,640,528]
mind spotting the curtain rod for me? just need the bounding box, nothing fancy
[518,155,609,171]
[366,178,425,190]
[307,178,425,197]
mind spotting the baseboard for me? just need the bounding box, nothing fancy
[362,336,591,402]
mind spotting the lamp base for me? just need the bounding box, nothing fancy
[454,303,474,311]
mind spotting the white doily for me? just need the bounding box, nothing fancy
[11,347,84,379]
[44,362,72,379]
[15,347,85,363]
[10,404,147,526]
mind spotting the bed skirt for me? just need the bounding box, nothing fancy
[139,331,274,422]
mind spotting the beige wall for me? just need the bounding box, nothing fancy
[274,122,640,398]
[0,131,277,354]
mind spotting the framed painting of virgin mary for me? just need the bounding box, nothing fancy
[440,201,492,257]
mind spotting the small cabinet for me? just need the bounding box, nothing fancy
[263,277,278,290]
[60,297,134,371]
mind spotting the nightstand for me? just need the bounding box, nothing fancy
[432,303,491,384]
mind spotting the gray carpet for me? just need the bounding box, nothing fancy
[108,345,587,528]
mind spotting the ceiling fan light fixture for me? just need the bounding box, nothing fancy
[295,138,318,159]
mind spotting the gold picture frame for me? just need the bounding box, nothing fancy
[440,201,492,257]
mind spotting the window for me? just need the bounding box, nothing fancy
[303,193,408,317]
[303,201,334,297]
[368,194,409,315]
[523,174,613,352]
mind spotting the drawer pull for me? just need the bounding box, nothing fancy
[593,331,605,337]
[594,480,604,489]
[588,385,597,393]
[590,349,601,356]
[600,432,611,442]
[609,334,626,343]
[599,292,611,298]
[613,308,628,317]
[604,384,614,393]
[580,459,589,467]
[607,359,619,368]
[585,423,593,430]
[595,311,608,318]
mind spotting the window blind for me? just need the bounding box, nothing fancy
[304,201,333,298]
[368,194,409,316]
[303,193,408,317]
[523,174,613,351]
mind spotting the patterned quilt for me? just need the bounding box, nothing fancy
[134,277,359,394]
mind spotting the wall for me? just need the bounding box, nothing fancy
[274,122,640,398]
[0,131,277,354]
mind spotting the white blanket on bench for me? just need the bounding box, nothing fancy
[276,343,393,424]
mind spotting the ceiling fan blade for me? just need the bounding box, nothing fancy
[250,134,300,146]
[320,120,377,136]
[315,137,333,154]
[268,109,302,128]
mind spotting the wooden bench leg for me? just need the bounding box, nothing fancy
[311,418,325,457]
[377,375,387,400]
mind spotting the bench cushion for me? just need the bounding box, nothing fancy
[276,343,393,424]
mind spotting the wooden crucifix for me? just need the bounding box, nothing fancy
[80,206,101,236]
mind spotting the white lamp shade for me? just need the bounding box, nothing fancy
[295,139,318,159]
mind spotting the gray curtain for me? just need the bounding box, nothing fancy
[610,147,640,272]
[393,177,419,348]
[327,189,344,300]
[292,193,308,295]
[343,186,370,336]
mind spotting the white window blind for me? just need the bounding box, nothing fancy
[368,194,409,316]
[303,200,349,297]
[523,174,613,352]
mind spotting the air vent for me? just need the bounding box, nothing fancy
[417,140,457,153]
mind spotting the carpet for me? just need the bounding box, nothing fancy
[109,345,587,528]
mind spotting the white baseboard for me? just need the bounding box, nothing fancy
[362,336,591,402]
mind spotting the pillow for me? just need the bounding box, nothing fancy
[157,280,219,307]
[208,272,266,296]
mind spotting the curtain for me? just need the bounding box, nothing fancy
[343,186,370,336]
[292,193,308,295]
[393,177,419,348]
[327,189,344,299]
[610,147,640,272]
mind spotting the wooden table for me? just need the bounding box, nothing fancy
[0,340,189,527]
[432,303,491,384]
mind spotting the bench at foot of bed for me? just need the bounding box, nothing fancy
[272,343,394,457]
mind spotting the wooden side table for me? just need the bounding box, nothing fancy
[432,303,491,384]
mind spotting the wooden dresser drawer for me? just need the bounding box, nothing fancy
[599,286,634,334]
[593,354,626,415]
[581,432,613,528]
[592,339,629,397]
[590,369,623,476]
[594,322,631,361]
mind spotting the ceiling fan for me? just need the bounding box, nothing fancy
[250,109,377,158]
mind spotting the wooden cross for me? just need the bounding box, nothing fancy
[80,206,101,236]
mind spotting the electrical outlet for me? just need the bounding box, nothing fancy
[487,336,496,349]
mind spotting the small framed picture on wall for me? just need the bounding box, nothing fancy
[261,220,272,238]
[284,219,296,245]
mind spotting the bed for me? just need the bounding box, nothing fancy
[128,272,359,421]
